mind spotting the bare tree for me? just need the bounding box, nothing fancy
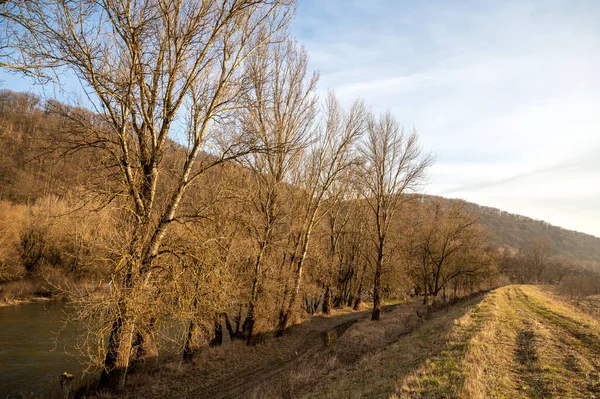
[275,93,367,334]
[1,0,294,387]
[545,255,575,284]
[319,178,357,313]
[524,238,552,283]
[408,199,489,304]
[359,113,433,320]
[236,38,318,344]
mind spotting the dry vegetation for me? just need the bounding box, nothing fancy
[1,1,600,397]
[66,285,600,399]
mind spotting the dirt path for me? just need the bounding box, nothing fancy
[510,286,600,398]
[458,285,600,399]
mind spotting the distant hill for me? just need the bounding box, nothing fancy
[422,195,600,268]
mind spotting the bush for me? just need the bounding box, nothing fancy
[0,278,38,301]
[557,273,600,300]
[0,201,27,281]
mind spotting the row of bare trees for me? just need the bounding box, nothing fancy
[1,0,302,388]
[499,238,582,285]
[0,0,497,390]
[404,199,494,304]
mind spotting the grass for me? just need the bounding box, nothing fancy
[384,298,408,306]
[298,296,485,398]
[395,298,488,398]
[301,285,600,399]
[438,285,600,399]
[41,285,600,399]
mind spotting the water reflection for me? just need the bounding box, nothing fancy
[0,301,188,397]
[0,301,84,397]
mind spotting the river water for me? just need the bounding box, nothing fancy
[0,301,190,397]
[0,301,85,397]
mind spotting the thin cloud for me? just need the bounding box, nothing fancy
[292,0,600,236]
[441,168,558,196]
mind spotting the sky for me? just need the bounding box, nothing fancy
[0,1,598,237]
[291,0,600,237]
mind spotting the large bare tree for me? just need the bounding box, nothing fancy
[1,0,294,387]
[236,38,318,344]
[359,113,433,320]
[275,93,367,334]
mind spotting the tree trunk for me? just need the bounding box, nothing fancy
[277,219,318,336]
[99,312,135,389]
[183,320,196,362]
[209,320,223,347]
[133,317,158,363]
[242,305,256,345]
[276,258,304,336]
[347,293,354,307]
[224,313,245,341]
[352,278,363,310]
[372,244,384,321]
[224,314,235,340]
[322,286,331,314]
[453,281,459,301]
[333,290,343,308]
[275,290,294,337]
[99,319,121,388]
[353,294,361,310]
[245,244,267,344]
[234,305,242,334]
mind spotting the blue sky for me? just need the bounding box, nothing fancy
[1,1,599,237]
[291,0,600,237]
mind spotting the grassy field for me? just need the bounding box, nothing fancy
[87,286,600,399]
[299,285,600,399]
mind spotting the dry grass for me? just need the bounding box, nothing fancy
[0,278,39,301]
[53,286,600,399]
[296,297,484,399]
[393,300,488,398]
[459,288,519,398]
[540,285,600,320]
[301,285,600,399]
[0,270,71,305]
[82,305,381,399]
[436,285,600,399]
[0,200,27,281]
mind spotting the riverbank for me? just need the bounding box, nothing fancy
[71,286,600,399]
[0,276,73,308]
[0,295,54,308]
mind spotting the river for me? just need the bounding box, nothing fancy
[0,301,85,397]
[0,301,189,397]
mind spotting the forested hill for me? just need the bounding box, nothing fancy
[423,195,600,267]
[1,90,598,268]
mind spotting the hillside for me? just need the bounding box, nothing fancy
[1,90,599,269]
[465,201,600,264]
[413,195,600,269]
